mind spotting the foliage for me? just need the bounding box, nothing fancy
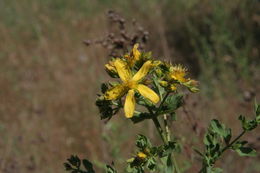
[64,45,259,173]
[197,103,260,172]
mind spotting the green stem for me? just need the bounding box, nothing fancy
[155,92,170,115]
[149,91,181,173]
[152,117,167,144]
[221,130,246,153]
[163,114,170,142]
[172,154,180,173]
[163,114,181,173]
[199,130,246,173]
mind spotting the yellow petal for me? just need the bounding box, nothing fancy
[105,62,117,76]
[104,84,127,100]
[137,152,147,159]
[105,63,115,72]
[169,64,188,83]
[132,44,141,61]
[132,60,152,82]
[136,84,159,104]
[124,89,136,118]
[114,59,131,82]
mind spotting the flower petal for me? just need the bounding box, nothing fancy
[114,59,131,82]
[136,84,159,104]
[104,84,127,100]
[124,89,136,118]
[132,44,141,62]
[137,152,147,159]
[169,64,188,83]
[105,61,118,77]
[132,60,152,82]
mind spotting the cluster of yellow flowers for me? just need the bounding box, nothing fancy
[103,44,198,118]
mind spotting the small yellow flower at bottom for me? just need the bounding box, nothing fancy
[137,152,147,159]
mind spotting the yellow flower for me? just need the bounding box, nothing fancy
[104,59,160,118]
[168,64,188,83]
[137,152,147,159]
[166,64,199,92]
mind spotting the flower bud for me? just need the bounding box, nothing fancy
[170,84,177,91]
[159,80,168,87]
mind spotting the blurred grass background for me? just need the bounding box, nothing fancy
[0,0,259,172]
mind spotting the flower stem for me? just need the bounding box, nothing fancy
[163,114,170,142]
[152,117,167,144]
[149,91,181,173]
[172,154,181,173]
[156,92,170,115]
[163,114,181,173]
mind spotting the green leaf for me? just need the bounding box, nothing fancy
[210,119,224,134]
[65,156,95,173]
[209,119,231,143]
[64,163,72,171]
[223,129,232,145]
[95,97,114,120]
[83,159,95,173]
[160,155,175,173]
[106,165,117,173]
[211,167,223,173]
[152,77,165,99]
[101,83,109,94]
[136,94,154,107]
[256,115,260,124]
[203,132,217,146]
[136,135,150,149]
[146,158,156,171]
[170,112,177,121]
[255,103,260,117]
[231,141,248,150]
[235,147,257,157]
[67,155,81,168]
[159,94,183,114]
[160,142,177,157]
[238,115,257,131]
[126,164,134,172]
[166,154,174,173]
[255,103,260,124]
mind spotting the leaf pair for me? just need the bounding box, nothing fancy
[64,155,95,173]
[64,155,117,173]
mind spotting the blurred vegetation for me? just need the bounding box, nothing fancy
[0,0,259,172]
